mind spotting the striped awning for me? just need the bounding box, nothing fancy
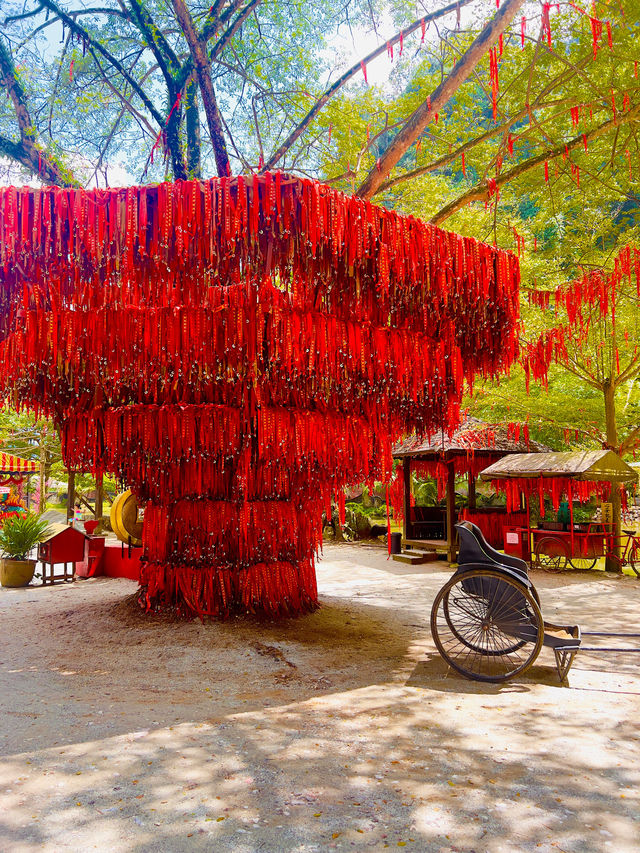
[0,453,39,474]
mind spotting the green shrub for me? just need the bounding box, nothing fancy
[0,514,52,560]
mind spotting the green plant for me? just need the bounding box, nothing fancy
[0,514,52,560]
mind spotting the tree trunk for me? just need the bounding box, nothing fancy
[66,470,76,524]
[468,473,476,510]
[95,473,104,520]
[184,75,202,178]
[38,431,47,514]
[603,381,621,571]
[171,0,230,177]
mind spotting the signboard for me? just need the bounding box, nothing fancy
[601,502,613,525]
[506,532,520,545]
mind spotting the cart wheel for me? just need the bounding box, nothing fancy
[628,542,640,578]
[535,536,569,572]
[569,549,598,571]
[431,569,544,683]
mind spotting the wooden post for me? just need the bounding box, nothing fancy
[95,473,104,519]
[403,458,412,542]
[66,470,75,524]
[446,460,456,562]
[468,473,476,510]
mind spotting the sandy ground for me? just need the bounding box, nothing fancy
[0,543,639,853]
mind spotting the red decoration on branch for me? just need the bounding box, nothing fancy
[541,3,552,47]
[489,47,499,120]
[523,244,640,389]
[589,17,603,59]
[0,174,520,618]
[491,477,614,513]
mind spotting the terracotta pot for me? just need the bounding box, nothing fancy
[0,558,36,588]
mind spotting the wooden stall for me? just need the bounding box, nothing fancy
[480,450,638,570]
[393,419,548,562]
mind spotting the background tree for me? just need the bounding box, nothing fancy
[0,410,62,512]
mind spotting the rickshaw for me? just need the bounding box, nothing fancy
[430,521,640,683]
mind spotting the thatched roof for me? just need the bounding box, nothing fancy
[479,450,637,484]
[393,418,549,459]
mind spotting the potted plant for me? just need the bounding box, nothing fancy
[0,514,52,587]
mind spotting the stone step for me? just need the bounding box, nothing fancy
[392,549,439,565]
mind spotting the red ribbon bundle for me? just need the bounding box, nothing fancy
[0,174,520,618]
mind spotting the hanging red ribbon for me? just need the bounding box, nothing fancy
[0,174,521,618]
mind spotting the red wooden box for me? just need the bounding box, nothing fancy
[37,523,86,564]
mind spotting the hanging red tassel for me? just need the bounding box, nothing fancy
[541,3,552,46]
[590,17,602,60]
[489,47,499,120]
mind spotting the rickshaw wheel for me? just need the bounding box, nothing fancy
[431,569,544,683]
[535,536,569,572]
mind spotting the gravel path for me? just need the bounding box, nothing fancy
[1,543,638,852]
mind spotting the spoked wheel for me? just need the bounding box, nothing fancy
[628,543,640,577]
[431,569,544,683]
[535,536,569,572]
[568,552,598,571]
[442,587,527,655]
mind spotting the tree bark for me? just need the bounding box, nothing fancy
[66,470,76,524]
[171,0,230,176]
[95,473,104,520]
[356,0,526,200]
[603,380,622,572]
[38,431,47,515]
[184,75,202,178]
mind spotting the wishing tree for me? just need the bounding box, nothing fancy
[0,174,519,617]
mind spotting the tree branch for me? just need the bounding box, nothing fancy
[37,0,165,127]
[126,0,182,83]
[430,99,640,225]
[0,38,76,185]
[171,0,230,176]
[356,0,526,199]
[263,0,474,173]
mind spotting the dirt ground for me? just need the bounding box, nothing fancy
[1,543,639,852]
